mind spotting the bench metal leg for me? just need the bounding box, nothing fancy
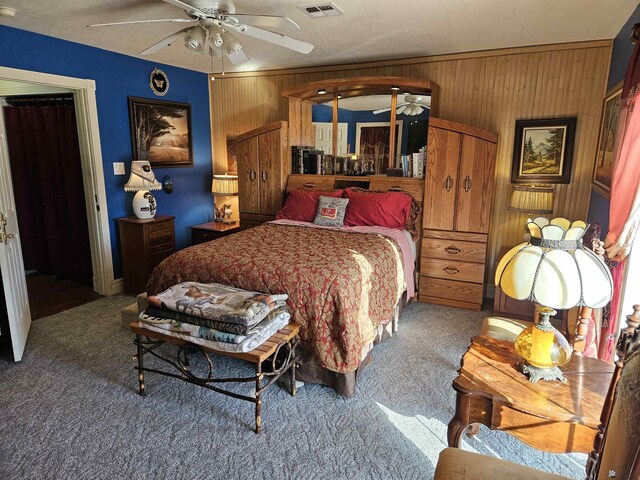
[135,333,146,396]
[255,361,263,434]
[290,342,297,397]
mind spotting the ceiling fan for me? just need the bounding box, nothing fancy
[373,95,431,116]
[87,0,314,66]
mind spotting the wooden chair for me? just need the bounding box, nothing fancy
[434,305,640,480]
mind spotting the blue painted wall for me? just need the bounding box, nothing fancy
[587,4,640,234]
[0,25,213,279]
[311,103,429,155]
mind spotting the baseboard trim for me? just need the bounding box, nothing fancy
[105,278,124,296]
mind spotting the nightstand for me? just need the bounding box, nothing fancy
[190,221,240,245]
[118,215,175,294]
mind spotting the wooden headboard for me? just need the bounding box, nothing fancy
[286,174,425,205]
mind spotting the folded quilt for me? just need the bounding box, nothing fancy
[138,308,291,353]
[147,282,288,327]
[145,306,262,335]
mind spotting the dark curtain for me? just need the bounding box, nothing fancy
[3,99,93,285]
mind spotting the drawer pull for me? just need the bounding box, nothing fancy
[444,246,461,255]
[388,186,403,192]
[443,266,459,275]
[463,175,472,192]
[303,182,316,189]
[443,175,453,192]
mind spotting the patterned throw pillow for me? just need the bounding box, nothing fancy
[313,196,349,227]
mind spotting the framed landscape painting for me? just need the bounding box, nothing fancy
[511,117,576,184]
[592,82,623,197]
[128,97,193,167]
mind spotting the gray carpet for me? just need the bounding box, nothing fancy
[0,296,587,479]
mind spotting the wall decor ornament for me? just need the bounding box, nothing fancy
[511,117,577,184]
[592,82,623,197]
[149,68,169,96]
[128,96,193,168]
[162,175,174,194]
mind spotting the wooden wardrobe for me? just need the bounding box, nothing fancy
[419,117,498,310]
[235,121,289,229]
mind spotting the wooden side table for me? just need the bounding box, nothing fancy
[118,215,175,294]
[448,335,614,453]
[190,221,240,245]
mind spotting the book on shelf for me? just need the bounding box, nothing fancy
[398,147,426,178]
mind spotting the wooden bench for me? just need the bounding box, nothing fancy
[129,322,300,433]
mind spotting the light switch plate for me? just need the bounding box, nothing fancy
[113,162,125,175]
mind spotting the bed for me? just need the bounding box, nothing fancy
[146,187,420,397]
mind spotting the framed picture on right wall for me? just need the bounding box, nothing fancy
[592,81,623,197]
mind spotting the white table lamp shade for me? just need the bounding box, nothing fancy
[124,161,162,192]
[495,217,613,310]
[211,174,239,195]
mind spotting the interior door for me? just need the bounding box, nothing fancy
[455,135,497,233]
[312,122,348,155]
[258,129,282,216]
[236,136,260,215]
[423,126,460,231]
[0,108,31,361]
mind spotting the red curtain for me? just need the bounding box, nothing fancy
[3,99,93,285]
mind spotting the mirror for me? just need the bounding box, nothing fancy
[283,76,438,175]
[311,93,430,175]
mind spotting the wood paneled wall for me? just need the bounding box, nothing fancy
[209,40,611,289]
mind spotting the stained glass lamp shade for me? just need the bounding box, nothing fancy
[495,217,614,382]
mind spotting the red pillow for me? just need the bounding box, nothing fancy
[343,188,413,229]
[276,189,344,222]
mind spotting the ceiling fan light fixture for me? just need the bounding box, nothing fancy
[185,26,206,52]
[317,89,327,94]
[212,32,223,48]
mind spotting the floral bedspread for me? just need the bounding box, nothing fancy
[147,222,406,373]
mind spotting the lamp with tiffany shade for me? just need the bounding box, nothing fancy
[495,217,613,382]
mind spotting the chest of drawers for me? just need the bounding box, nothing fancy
[118,215,175,294]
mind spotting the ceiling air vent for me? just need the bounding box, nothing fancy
[299,3,344,18]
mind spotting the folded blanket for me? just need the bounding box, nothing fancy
[138,308,291,353]
[139,312,246,344]
[145,306,261,335]
[147,282,288,327]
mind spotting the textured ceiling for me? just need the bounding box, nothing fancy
[0,0,636,74]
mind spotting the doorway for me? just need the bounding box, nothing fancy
[2,93,100,319]
[0,67,113,361]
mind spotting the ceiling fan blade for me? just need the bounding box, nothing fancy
[140,27,191,55]
[396,105,408,114]
[228,14,300,30]
[161,0,207,18]
[372,107,392,114]
[231,24,314,54]
[88,18,196,27]
[227,48,249,65]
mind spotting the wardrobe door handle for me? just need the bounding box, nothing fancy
[443,266,459,275]
[443,175,453,192]
[444,246,461,255]
[463,175,472,192]
[250,170,257,181]
[261,171,268,182]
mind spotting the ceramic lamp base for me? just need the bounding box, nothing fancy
[132,190,157,219]
[517,362,567,383]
